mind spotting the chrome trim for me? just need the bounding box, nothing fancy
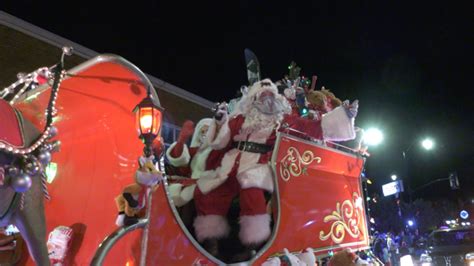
[90,218,148,266]
[161,177,226,265]
[140,188,153,266]
[66,54,161,107]
[278,132,363,158]
[15,54,162,109]
[91,187,154,266]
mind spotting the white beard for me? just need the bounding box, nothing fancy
[240,106,282,136]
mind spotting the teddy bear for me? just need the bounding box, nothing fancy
[305,89,329,120]
[115,155,163,226]
[321,87,342,111]
[306,86,344,121]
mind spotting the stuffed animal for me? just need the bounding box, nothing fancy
[321,87,342,111]
[115,155,163,226]
[306,89,329,120]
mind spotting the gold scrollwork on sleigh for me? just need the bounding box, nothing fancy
[279,147,321,182]
[319,193,365,244]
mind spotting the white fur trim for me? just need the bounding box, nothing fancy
[237,164,274,192]
[247,79,279,100]
[165,142,191,167]
[115,214,125,227]
[190,147,212,179]
[196,169,225,194]
[239,214,271,245]
[209,119,231,150]
[297,247,316,266]
[169,183,185,206]
[180,185,196,204]
[169,183,196,207]
[321,106,356,141]
[204,120,217,148]
[194,215,230,242]
[196,149,239,194]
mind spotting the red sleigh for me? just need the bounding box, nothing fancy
[8,54,369,265]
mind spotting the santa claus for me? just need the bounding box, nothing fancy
[193,79,358,260]
[166,118,217,208]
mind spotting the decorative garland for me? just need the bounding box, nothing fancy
[0,46,72,203]
[0,62,64,155]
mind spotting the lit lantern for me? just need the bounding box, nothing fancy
[134,94,163,157]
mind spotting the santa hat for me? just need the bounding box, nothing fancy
[190,118,213,148]
[246,78,279,100]
[237,79,290,115]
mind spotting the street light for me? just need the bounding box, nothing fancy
[400,137,436,203]
[403,137,436,159]
[363,127,384,146]
[134,93,163,157]
[391,174,398,181]
[421,138,434,150]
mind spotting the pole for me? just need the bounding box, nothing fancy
[140,188,153,266]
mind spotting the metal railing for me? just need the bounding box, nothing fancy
[90,187,154,266]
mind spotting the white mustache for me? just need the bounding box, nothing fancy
[253,95,286,115]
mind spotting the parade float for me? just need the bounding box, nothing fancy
[0,47,371,265]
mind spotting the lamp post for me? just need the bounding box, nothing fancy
[401,137,435,202]
[402,137,435,160]
[134,93,163,157]
[133,91,163,266]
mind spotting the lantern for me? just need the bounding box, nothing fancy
[134,94,163,157]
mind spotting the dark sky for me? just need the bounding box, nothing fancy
[3,2,473,202]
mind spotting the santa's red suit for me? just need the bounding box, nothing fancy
[166,118,222,207]
[193,79,357,246]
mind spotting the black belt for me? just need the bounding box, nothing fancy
[232,141,272,154]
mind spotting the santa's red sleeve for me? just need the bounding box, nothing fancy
[207,115,244,150]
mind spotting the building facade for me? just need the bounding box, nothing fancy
[0,11,214,148]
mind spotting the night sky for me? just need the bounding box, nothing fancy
[3,2,473,202]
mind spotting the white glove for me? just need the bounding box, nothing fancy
[214,102,228,125]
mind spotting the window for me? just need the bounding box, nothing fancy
[162,122,181,148]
